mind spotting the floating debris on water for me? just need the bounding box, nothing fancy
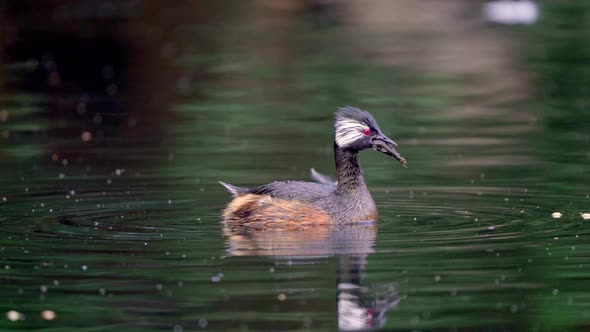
[0,109,8,122]
[211,273,224,283]
[551,212,562,219]
[81,131,93,142]
[6,310,24,321]
[41,310,56,320]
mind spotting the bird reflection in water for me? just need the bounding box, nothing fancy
[223,222,400,331]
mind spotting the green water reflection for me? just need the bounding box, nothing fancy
[1,1,590,331]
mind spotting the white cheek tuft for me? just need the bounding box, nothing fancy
[335,118,369,147]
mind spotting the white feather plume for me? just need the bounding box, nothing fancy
[335,118,369,147]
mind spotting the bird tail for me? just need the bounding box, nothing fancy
[218,181,249,197]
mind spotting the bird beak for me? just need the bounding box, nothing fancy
[372,135,407,167]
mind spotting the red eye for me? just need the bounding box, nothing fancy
[362,129,372,136]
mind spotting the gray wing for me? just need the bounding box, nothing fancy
[249,180,335,201]
[310,168,338,186]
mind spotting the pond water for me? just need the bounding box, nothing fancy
[1,2,590,331]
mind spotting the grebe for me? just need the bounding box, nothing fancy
[220,106,407,226]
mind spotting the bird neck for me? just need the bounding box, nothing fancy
[334,143,368,193]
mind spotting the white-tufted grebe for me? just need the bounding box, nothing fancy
[220,106,407,226]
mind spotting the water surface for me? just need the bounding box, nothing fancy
[1,1,590,331]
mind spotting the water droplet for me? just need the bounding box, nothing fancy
[278,293,287,301]
[551,212,562,219]
[81,265,87,271]
[198,319,208,328]
[552,289,559,295]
